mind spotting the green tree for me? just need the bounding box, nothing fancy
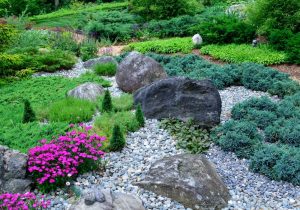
[23,99,36,123]
[109,124,125,151]
[135,103,145,127]
[102,90,112,112]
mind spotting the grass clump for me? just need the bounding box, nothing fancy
[160,119,211,154]
[109,124,126,152]
[98,94,133,112]
[23,99,36,123]
[127,37,194,54]
[94,62,117,76]
[201,44,287,65]
[46,98,96,123]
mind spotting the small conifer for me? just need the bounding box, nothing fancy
[136,103,145,127]
[23,99,36,123]
[109,124,125,151]
[102,90,113,112]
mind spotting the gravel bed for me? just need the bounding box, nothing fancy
[32,71,299,210]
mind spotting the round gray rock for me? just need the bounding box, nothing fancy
[83,56,118,69]
[116,51,167,93]
[68,82,105,101]
[134,77,221,128]
[135,154,230,210]
[192,34,203,45]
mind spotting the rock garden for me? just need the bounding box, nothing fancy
[0,0,300,209]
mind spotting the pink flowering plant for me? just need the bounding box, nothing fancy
[0,192,50,210]
[27,124,106,192]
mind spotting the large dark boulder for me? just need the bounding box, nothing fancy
[135,154,230,210]
[116,52,167,93]
[134,77,222,128]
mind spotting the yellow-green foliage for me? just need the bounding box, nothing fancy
[127,37,194,54]
[0,53,24,76]
[201,44,287,65]
[0,24,17,51]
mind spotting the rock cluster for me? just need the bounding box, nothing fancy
[134,77,222,128]
[0,146,32,193]
[116,52,167,93]
[70,187,145,210]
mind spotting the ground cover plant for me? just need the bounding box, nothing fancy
[160,119,211,154]
[127,37,195,54]
[201,44,287,65]
[0,74,110,152]
[94,62,117,76]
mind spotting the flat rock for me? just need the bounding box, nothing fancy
[68,82,105,101]
[116,51,167,93]
[134,77,221,128]
[135,154,230,210]
[113,192,145,210]
[3,179,32,193]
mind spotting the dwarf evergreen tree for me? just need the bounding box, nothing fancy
[136,103,145,127]
[109,124,125,151]
[102,90,112,112]
[23,99,36,123]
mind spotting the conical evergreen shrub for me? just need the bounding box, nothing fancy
[23,99,36,123]
[102,90,112,112]
[109,124,125,152]
[136,103,145,127]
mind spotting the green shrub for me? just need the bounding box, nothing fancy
[247,0,300,34]
[94,111,140,140]
[250,144,285,180]
[0,24,17,51]
[201,44,287,65]
[102,90,113,113]
[268,29,293,51]
[265,118,300,146]
[10,30,50,50]
[79,39,98,61]
[268,80,300,98]
[160,118,211,154]
[127,37,194,54]
[109,124,126,152]
[46,98,95,123]
[23,99,36,123]
[0,53,25,76]
[273,147,300,185]
[94,62,117,76]
[286,33,300,64]
[211,120,262,158]
[129,0,202,20]
[189,15,255,44]
[49,31,79,53]
[84,11,137,42]
[135,103,145,127]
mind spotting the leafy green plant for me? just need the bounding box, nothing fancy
[286,33,300,64]
[0,24,17,52]
[109,124,126,152]
[102,90,113,113]
[79,39,98,62]
[23,99,36,123]
[135,103,145,127]
[94,62,117,76]
[201,44,287,65]
[46,98,96,123]
[160,118,211,154]
[127,37,194,54]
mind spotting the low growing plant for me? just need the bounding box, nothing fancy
[94,62,117,76]
[27,125,106,192]
[160,118,211,154]
[98,94,134,112]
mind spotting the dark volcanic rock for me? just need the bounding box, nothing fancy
[134,77,222,128]
[116,52,167,93]
[135,154,230,210]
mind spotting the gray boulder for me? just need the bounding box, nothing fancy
[113,192,145,210]
[135,154,230,210]
[116,52,167,93]
[68,82,105,101]
[83,56,118,69]
[3,179,32,193]
[134,77,221,128]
